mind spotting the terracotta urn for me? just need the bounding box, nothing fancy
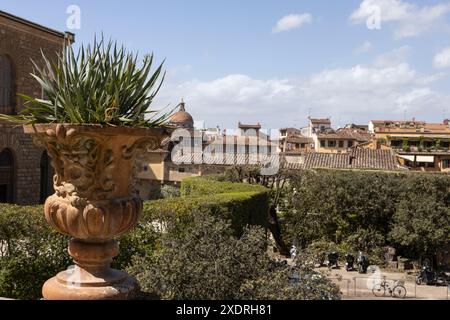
[23,124,169,300]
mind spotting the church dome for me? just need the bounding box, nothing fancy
[169,100,194,129]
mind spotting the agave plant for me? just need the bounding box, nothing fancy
[0,37,173,127]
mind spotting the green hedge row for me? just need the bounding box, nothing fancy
[115,176,270,269]
[0,176,270,299]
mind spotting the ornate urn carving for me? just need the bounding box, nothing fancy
[23,124,169,300]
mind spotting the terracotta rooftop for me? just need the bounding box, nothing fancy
[280,127,300,131]
[219,135,276,146]
[317,129,369,140]
[371,120,426,125]
[238,122,262,129]
[282,149,402,171]
[285,136,314,144]
[336,128,373,142]
[349,149,400,170]
[170,149,402,171]
[168,101,194,128]
[310,118,331,124]
[371,121,450,135]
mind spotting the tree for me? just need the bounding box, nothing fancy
[390,190,450,259]
[222,166,294,255]
[126,210,340,300]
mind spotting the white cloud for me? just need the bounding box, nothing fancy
[272,13,313,33]
[355,40,373,54]
[350,0,450,39]
[434,47,450,68]
[156,61,448,128]
[350,0,413,23]
[396,88,434,108]
[372,45,411,67]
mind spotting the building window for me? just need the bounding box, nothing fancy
[40,151,54,204]
[391,140,402,148]
[328,140,336,148]
[178,167,186,173]
[301,143,305,149]
[348,140,354,147]
[338,141,344,148]
[417,162,434,168]
[442,159,450,169]
[0,55,14,114]
[320,140,326,148]
[0,149,14,203]
[424,141,434,149]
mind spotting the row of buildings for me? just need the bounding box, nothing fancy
[135,102,450,199]
[0,10,449,204]
[280,117,450,172]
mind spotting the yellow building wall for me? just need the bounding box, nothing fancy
[137,152,166,181]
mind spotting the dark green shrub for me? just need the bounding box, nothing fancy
[0,204,70,299]
[340,228,386,265]
[389,174,450,258]
[126,210,340,300]
[279,169,450,262]
[160,184,180,199]
[0,176,269,299]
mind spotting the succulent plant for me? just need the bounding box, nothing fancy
[0,36,173,127]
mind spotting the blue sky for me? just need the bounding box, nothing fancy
[2,0,450,129]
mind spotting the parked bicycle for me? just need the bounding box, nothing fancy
[372,279,407,298]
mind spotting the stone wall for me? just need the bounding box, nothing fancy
[0,13,67,204]
[0,123,43,204]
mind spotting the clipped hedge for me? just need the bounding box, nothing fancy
[0,176,270,299]
[115,176,270,269]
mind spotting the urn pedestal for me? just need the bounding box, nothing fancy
[24,124,168,300]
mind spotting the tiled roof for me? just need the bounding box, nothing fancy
[310,118,331,124]
[238,122,261,129]
[349,149,399,170]
[286,136,314,144]
[370,120,450,134]
[301,153,349,169]
[371,120,426,125]
[280,149,402,171]
[169,149,403,171]
[336,129,373,142]
[317,131,356,140]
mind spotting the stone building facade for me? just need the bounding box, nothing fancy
[0,11,74,204]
